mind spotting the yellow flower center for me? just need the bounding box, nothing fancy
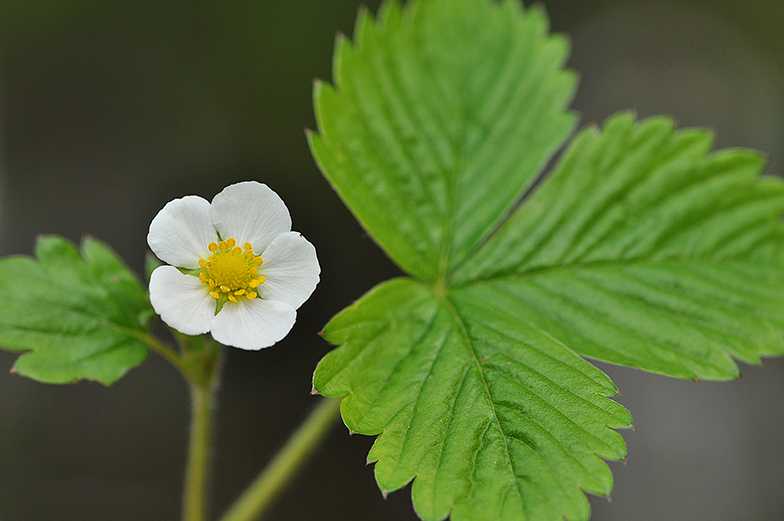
[198,238,265,303]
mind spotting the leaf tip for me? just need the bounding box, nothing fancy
[605,493,612,503]
[311,388,319,395]
[348,429,355,435]
[317,331,325,337]
[693,378,700,383]
[381,489,388,500]
[9,367,17,374]
[629,423,635,431]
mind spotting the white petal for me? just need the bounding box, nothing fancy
[257,232,320,309]
[148,195,218,269]
[210,181,292,252]
[149,266,215,335]
[211,299,296,350]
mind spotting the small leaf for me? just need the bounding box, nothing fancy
[0,235,152,385]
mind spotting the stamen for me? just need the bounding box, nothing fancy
[198,237,265,304]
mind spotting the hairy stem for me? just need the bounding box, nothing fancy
[180,339,222,521]
[183,380,215,521]
[218,397,342,521]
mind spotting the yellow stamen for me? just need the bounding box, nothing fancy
[197,237,265,304]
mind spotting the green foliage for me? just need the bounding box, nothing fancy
[309,0,784,520]
[0,235,153,385]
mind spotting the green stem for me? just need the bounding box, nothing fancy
[218,397,342,521]
[183,373,219,521]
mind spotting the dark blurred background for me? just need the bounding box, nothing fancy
[1,0,783,520]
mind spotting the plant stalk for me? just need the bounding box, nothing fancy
[181,342,223,521]
[218,397,342,521]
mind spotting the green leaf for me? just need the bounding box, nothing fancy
[452,113,784,379]
[316,278,631,521]
[310,0,784,520]
[0,235,153,385]
[309,0,576,282]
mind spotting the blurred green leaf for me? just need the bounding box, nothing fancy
[0,235,152,385]
[310,0,784,519]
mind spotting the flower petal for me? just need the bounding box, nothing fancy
[210,181,292,252]
[149,266,215,335]
[148,195,217,268]
[257,231,320,309]
[211,299,296,350]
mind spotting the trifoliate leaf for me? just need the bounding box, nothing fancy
[0,235,153,385]
[309,0,784,520]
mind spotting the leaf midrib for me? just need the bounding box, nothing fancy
[439,293,525,518]
[448,254,778,289]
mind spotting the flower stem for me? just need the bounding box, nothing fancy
[181,341,223,521]
[218,397,342,521]
[183,380,216,521]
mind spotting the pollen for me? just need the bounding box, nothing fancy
[199,238,265,303]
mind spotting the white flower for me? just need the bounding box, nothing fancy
[147,181,320,350]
